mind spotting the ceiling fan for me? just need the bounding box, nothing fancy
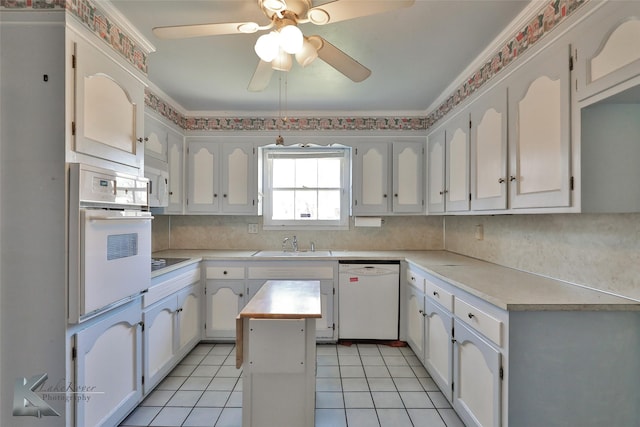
[152,0,415,91]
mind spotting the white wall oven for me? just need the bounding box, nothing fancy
[68,163,152,323]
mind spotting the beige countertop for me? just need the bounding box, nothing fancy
[239,280,322,319]
[152,249,640,312]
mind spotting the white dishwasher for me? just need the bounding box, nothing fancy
[338,262,400,340]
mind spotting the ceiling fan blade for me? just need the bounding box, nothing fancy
[308,0,414,25]
[311,36,371,82]
[153,21,257,39]
[247,60,275,92]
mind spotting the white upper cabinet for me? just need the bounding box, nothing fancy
[507,42,572,209]
[427,129,446,214]
[426,109,470,214]
[144,117,169,163]
[352,142,391,214]
[166,133,185,213]
[352,140,423,215]
[72,35,145,171]
[186,140,257,215]
[221,142,257,214]
[393,142,424,213]
[470,87,508,211]
[445,113,470,212]
[573,1,640,102]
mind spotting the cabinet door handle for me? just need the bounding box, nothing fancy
[214,193,218,198]
[169,191,174,195]
[498,177,505,183]
[394,193,398,197]
[383,194,387,198]
[223,271,228,275]
[418,309,424,315]
[468,313,475,319]
[411,276,415,281]
[137,137,148,143]
[223,194,227,198]
[433,291,439,297]
[509,176,517,182]
[239,293,244,297]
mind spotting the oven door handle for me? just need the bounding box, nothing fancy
[88,215,154,222]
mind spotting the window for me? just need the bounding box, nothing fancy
[262,145,351,230]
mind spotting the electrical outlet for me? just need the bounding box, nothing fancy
[475,224,484,241]
[248,223,259,234]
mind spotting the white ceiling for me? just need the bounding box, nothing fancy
[109,0,531,115]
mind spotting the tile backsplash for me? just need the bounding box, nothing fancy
[444,213,640,301]
[152,215,444,252]
[152,212,640,302]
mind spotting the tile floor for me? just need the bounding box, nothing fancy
[120,342,465,427]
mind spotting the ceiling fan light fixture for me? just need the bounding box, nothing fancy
[254,31,280,62]
[271,49,292,71]
[279,24,303,54]
[263,0,287,12]
[295,37,318,67]
[307,8,330,25]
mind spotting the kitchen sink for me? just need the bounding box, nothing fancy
[252,250,332,257]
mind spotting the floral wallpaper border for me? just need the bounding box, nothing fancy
[0,0,149,74]
[425,0,587,128]
[4,0,587,131]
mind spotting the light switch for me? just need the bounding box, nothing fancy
[475,224,484,240]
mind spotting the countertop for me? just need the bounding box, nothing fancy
[151,249,640,312]
[238,280,322,319]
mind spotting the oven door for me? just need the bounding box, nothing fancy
[71,209,152,323]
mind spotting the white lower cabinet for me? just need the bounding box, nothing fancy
[453,319,502,427]
[142,265,202,394]
[143,296,178,394]
[75,301,143,427]
[205,280,246,339]
[405,283,425,363]
[423,299,453,401]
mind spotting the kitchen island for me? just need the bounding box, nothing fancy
[235,280,321,427]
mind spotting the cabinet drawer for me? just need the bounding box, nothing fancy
[206,267,245,280]
[425,279,453,312]
[406,268,425,292]
[454,298,502,346]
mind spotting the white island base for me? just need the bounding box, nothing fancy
[236,280,321,427]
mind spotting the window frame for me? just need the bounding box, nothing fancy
[261,144,351,230]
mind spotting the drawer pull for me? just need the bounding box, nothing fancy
[223,271,228,275]
[433,291,439,297]
[468,313,475,319]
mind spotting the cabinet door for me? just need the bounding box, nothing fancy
[177,283,201,354]
[406,285,425,362]
[453,320,501,427]
[205,281,244,339]
[508,43,571,209]
[73,39,144,170]
[392,142,424,213]
[427,130,446,214]
[187,141,220,213]
[75,302,142,427]
[166,134,185,213]
[470,88,508,211]
[316,279,336,341]
[445,113,470,212]
[424,299,453,402]
[221,142,257,214]
[574,2,640,101]
[144,117,168,162]
[352,143,391,214]
[142,297,178,394]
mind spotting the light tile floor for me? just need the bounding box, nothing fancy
[120,342,465,427]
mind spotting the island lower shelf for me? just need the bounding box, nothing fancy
[236,280,322,427]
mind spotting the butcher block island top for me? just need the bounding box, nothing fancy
[239,280,322,319]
